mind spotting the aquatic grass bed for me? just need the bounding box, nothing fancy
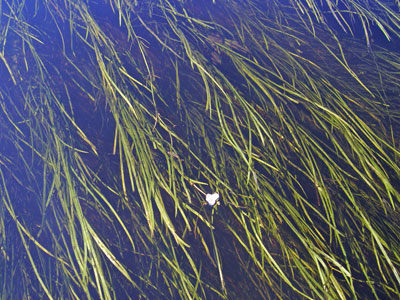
[0,0,400,299]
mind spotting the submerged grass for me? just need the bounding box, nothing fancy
[0,0,400,299]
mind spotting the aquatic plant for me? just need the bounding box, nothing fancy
[1,0,400,299]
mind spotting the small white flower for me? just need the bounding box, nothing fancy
[205,193,220,207]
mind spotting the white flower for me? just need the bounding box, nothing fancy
[205,193,220,206]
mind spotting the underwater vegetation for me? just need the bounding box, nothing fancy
[1,0,400,299]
